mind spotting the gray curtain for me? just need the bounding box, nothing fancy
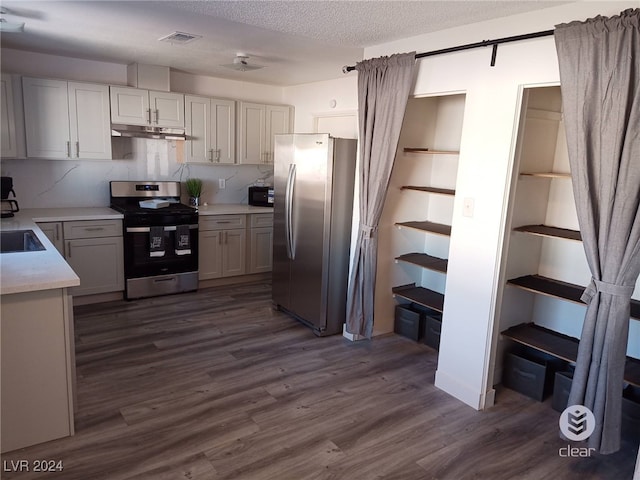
[345,52,416,337]
[554,8,640,454]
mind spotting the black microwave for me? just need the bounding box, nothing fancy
[248,186,274,207]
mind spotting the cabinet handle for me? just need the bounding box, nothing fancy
[218,232,222,245]
[147,108,152,124]
[84,227,105,232]
[76,142,80,157]
[155,109,159,124]
[66,241,72,258]
[209,149,214,162]
[225,231,228,244]
[55,224,60,241]
[216,149,221,162]
[66,141,71,158]
[216,221,231,224]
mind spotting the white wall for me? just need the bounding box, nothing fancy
[362,1,637,410]
[0,49,286,208]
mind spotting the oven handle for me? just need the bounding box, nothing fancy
[126,224,199,233]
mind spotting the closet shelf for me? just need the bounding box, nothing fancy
[395,221,451,237]
[403,148,460,155]
[513,224,582,241]
[507,274,640,320]
[392,284,444,312]
[401,186,456,196]
[395,253,448,273]
[520,172,571,179]
[501,323,640,387]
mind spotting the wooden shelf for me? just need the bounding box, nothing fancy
[392,284,444,312]
[401,186,455,196]
[507,274,640,319]
[520,172,571,179]
[395,253,448,273]
[395,221,451,237]
[403,147,460,155]
[513,224,581,241]
[502,323,640,387]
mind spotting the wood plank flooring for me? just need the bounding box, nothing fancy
[2,281,638,479]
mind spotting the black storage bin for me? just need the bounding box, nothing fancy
[423,314,442,351]
[552,369,574,412]
[622,385,640,441]
[502,346,566,401]
[394,304,423,341]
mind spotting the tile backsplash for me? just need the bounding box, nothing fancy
[2,138,273,208]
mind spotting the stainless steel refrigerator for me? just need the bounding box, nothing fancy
[272,134,357,336]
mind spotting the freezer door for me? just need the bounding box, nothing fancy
[272,135,295,310]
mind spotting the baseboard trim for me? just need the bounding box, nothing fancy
[198,273,271,290]
[435,368,496,411]
[72,291,123,306]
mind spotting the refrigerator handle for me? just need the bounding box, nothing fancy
[285,163,296,259]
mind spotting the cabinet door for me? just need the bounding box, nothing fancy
[65,237,124,296]
[237,102,265,164]
[222,229,246,277]
[37,222,64,255]
[249,227,273,274]
[110,86,149,126]
[149,91,184,128]
[212,98,236,164]
[265,105,291,165]
[184,95,211,163]
[22,77,71,159]
[1,74,18,158]
[68,82,112,160]
[198,229,222,279]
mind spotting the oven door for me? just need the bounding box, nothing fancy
[124,224,199,279]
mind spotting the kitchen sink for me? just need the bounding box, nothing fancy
[0,230,46,253]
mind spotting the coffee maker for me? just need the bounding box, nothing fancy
[1,177,20,218]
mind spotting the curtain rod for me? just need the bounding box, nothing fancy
[342,29,555,72]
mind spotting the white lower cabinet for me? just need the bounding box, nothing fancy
[199,215,246,279]
[37,220,124,296]
[249,213,273,274]
[37,221,64,254]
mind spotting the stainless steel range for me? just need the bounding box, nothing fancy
[110,181,198,299]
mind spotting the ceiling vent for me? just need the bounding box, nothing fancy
[158,31,202,45]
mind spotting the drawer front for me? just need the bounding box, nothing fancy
[251,213,274,228]
[200,215,246,231]
[63,220,122,239]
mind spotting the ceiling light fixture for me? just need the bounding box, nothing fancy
[0,8,25,33]
[220,54,264,72]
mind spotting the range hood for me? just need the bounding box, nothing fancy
[111,124,186,140]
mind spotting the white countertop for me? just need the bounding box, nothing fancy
[1,215,80,295]
[197,204,274,215]
[22,207,124,222]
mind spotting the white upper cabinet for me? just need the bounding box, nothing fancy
[237,102,292,164]
[184,95,235,164]
[22,77,111,160]
[1,74,18,158]
[110,86,184,128]
[68,82,112,159]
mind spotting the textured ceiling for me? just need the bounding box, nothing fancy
[1,1,570,86]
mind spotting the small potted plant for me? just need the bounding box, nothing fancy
[185,178,203,207]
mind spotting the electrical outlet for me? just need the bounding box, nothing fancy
[463,197,475,217]
[219,178,226,189]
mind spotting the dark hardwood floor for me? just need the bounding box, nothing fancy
[2,281,638,479]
